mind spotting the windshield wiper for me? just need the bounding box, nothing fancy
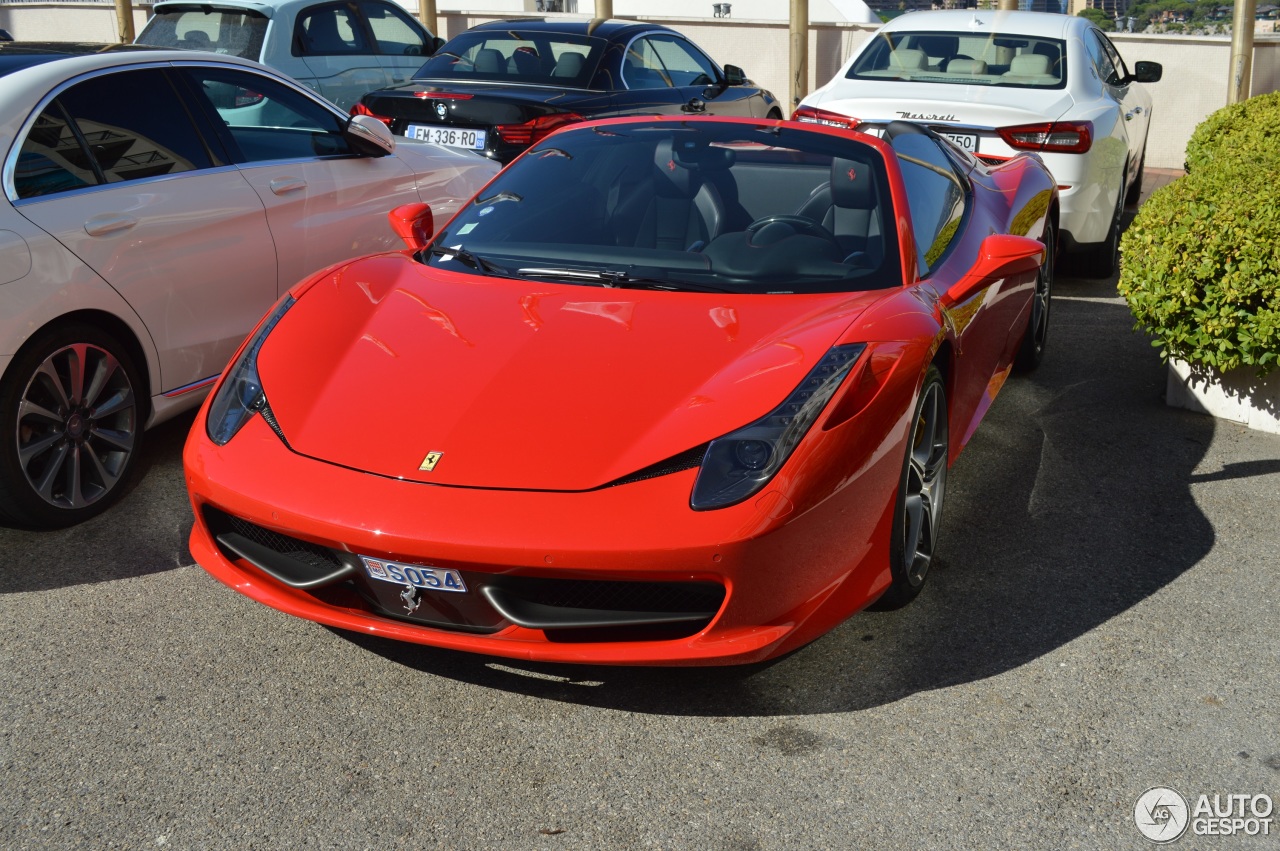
[428,245,506,276]
[515,267,732,293]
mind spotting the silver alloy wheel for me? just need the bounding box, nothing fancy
[900,378,948,588]
[16,342,137,510]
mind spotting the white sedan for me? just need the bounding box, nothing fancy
[0,44,497,528]
[796,10,1161,277]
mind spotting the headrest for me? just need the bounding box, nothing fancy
[888,48,926,71]
[1009,54,1051,76]
[948,58,988,75]
[831,157,875,210]
[672,143,735,172]
[553,52,584,78]
[653,139,694,195]
[474,48,504,74]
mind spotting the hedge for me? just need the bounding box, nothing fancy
[1183,90,1280,173]
[1118,154,1280,376]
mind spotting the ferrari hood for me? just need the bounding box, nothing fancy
[257,255,879,491]
[809,85,1075,129]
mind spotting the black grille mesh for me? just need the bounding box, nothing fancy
[501,577,724,614]
[224,514,343,571]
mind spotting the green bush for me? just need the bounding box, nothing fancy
[1118,157,1280,376]
[1184,90,1280,172]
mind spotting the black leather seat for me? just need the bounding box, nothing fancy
[795,156,882,266]
[613,139,728,251]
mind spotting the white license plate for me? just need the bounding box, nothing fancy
[406,124,486,149]
[942,132,979,153]
[360,556,467,593]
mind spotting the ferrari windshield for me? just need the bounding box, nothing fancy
[426,120,901,294]
[848,31,1067,89]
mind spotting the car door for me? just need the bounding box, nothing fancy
[643,33,760,117]
[1094,30,1152,180]
[616,36,689,114]
[1081,29,1132,212]
[11,66,279,393]
[178,64,420,292]
[360,0,433,87]
[293,1,389,110]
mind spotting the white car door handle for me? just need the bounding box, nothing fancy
[83,213,137,237]
[269,176,307,195]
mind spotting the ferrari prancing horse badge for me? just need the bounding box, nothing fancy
[419,451,443,472]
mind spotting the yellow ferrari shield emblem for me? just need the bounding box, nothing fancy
[419,451,443,472]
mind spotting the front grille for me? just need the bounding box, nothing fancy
[495,576,724,614]
[223,512,343,571]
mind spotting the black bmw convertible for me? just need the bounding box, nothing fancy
[351,18,781,163]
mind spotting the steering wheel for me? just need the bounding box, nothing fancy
[745,215,841,250]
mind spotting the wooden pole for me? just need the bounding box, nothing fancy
[114,0,135,43]
[418,0,437,38]
[596,0,613,19]
[1228,0,1256,104]
[789,0,808,111]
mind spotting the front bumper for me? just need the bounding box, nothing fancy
[184,392,908,666]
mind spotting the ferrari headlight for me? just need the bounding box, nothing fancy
[206,295,295,446]
[691,343,865,510]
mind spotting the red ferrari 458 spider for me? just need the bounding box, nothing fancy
[184,115,1055,666]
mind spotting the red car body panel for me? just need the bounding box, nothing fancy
[184,115,1056,665]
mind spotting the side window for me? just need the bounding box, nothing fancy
[361,2,428,56]
[16,68,214,199]
[296,4,370,55]
[1085,30,1118,86]
[1097,33,1129,84]
[646,35,719,87]
[623,38,673,89]
[892,133,967,275]
[181,67,351,162]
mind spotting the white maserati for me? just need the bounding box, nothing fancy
[796,10,1162,277]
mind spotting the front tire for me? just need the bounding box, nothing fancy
[874,365,949,610]
[0,322,144,528]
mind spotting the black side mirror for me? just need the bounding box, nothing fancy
[1131,61,1162,84]
[723,64,746,86]
[428,36,446,56]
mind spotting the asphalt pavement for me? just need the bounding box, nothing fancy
[2,175,1278,849]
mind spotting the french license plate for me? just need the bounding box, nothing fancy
[406,124,486,149]
[360,556,467,593]
[942,132,979,153]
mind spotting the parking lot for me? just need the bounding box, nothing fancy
[2,175,1278,848]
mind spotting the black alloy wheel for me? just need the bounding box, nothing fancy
[1014,219,1055,373]
[873,364,949,610]
[0,323,143,528]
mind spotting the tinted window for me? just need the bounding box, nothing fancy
[848,30,1066,89]
[1084,30,1118,85]
[181,67,351,162]
[1093,31,1128,85]
[361,1,428,56]
[892,132,967,274]
[296,4,370,55]
[16,68,214,199]
[623,38,672,89]
[414,31,605,87]
[645,35,719,87]
[136,8,268,60]
[426,122,900,294]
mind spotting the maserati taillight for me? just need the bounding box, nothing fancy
[998,121,1093,154]
[494,113,583,146]
[792,106,860,129]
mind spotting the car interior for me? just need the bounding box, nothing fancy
[854,32,1066,87]
[427,126,904,293]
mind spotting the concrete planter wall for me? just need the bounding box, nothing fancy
[1166,358,1280,434]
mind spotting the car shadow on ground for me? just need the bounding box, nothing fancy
[0,412,196,593]
[338,285,1220,716]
